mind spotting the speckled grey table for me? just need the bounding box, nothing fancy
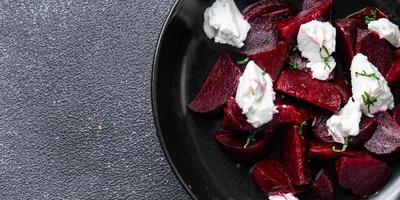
[0,1,188,199]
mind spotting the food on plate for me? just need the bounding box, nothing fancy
[190,0,400,198]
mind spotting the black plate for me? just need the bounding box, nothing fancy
[152,0,400,199]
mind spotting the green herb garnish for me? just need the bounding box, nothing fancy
[362,91,378,113]
[299,121,308,139]
[262,36,269,44]
[292,44,299,52]
[332,137,349,152]
[244,132,256,148]
[280,94,286,99]
[237,57,249,65]
[289,61,299,69]
[364,9,377,25]
[355,70,380,80]
[320,46,332,70]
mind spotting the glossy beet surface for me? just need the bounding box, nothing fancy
[222,98,255,133]
[153,0,400,199]
[309,141,371,160]
[188,53,241,114]
[336,157,392,196]
[308,169,335,200]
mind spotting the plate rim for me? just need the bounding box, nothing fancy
[151,0,198,199]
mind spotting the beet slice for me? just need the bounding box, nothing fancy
[222,98,255,133]
[213,130,276,164]
[188,53,241,114]
[277,0,332,44]
[241,7,294,56]
[243,0,294,22]
[386,58,400,86]
[346,7,389,21]
[336,156,392,196]
[312,113,377,146]
[356,29,393,76]
[394,106,400,126]
[333,18,365,69]
[273,99,316,126]
[283,126,311,185]
[309,141,371,161]
[364,112,400,156]
[275,70,342,112]
[252,159,295,195]
[330,76,352,106]
[249,41,289,82]
[307,169,335,200]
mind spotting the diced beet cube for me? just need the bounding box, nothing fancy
[252,159,295,195]
[277,0,332,44]
[273,99,316,126]
[222,98,255,133]
[336,156,392,196]
[364,112,400,156]
[346,7,389,21]
[243,0,294,22]
[307,169,335,200]
[386,58,400,86]
[309,141,371,161]
[188,53,241,114]
[249,41,289,82]
[330,76,352,106]
[283,126,311,185]
[213,130,276,164]
[393,106,400,126]
[356,29,393,76]
[275,70,342,112]
[333,18,365,69]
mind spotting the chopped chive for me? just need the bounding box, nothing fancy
[364,9,377,25]
[332,137,349,152]
[362,91,378,113]
[289,61,299,69]
[262,36,269,44]
[280,94,286,99]
[292,44,299,52]
[355,70,379,80]
[243,132,256,148]
[237,57,249,65]
[320,46,332,70]
[299,121,308,139]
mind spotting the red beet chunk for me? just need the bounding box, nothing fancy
[336,156,392,196]
[241,7,294,56]
[333,18,365,69]
[312,112,334,144]
[250,41,289,82]
[346,7,388,21]
[277,0,332,44]
[273,100,315,126]
[309,141,371,161]
[275,70,342,112]
[222,98,255,133]
[283,126,311,185]
[356,29,393,76]
[252,159,295,195]
[307,169,335,200]
[348,116,377,147]
[386,58,400,86]
[188,53,241,114]
[394,106,400,126]
[213,130,276,164]
[330,76,352,106]
[364,112,400,156]
[243,0,294,22]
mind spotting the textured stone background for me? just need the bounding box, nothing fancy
[0,0,188,199]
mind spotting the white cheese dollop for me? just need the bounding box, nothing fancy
[326,98,363,144]
[368,18,400,48]
[297,20,337,80]
[203,0,251,48]
[235,61,277,128]
[269,193,299,200]
[351,53,394,117]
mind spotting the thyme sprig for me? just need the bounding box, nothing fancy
[355,70,380,80]
[332,137,349,152]
[362,91,378,113]
[364,9,377,25]
[243,132,256,149]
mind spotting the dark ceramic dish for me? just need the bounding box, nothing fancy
[152,0,400,199]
